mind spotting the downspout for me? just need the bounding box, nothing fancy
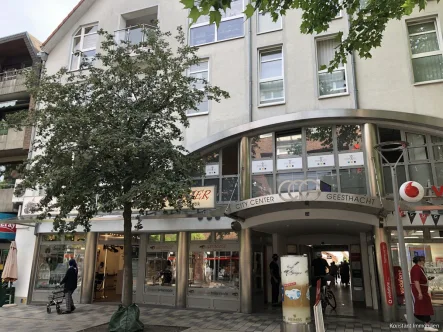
[247,0,253,122]
[348,17,359,109]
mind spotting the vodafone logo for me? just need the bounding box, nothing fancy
[399,181,424,203]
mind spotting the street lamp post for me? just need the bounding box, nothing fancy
[374,141,414,332]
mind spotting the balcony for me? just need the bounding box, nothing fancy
[0,68,30,97]
[114,24,156,47]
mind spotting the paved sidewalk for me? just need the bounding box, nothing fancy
[0,303,414,332]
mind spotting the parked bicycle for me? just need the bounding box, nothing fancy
[321,279,337,313]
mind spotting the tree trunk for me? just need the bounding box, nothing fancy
[122,202,133,307]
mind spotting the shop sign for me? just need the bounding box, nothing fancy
[380,242,394,306]
[205,164,219,176]
[432,185,443,197]
[338,152,364,167]
[280,256,311,324]
[393,266,405,305]
[0,223,16,240]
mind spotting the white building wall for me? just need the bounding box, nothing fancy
[14,225,36,304]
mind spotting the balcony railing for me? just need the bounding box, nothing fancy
[0,68,31,96]
[114,24,156,46]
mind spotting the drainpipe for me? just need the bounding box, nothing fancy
[247,0,253,122]
[348,18,358,109]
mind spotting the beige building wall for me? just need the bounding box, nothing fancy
[43,0,443,150]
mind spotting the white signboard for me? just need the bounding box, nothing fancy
[307,154,335,168]
[277,157,303,171]
[252,160,273,173]
[314,302,325,332]
[205,164,219,176]
[338,152,364,167]
[280,255,311,324]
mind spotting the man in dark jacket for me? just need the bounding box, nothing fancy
[270,254,281,306]
[60,259,78,313]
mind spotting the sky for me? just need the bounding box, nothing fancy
[0,0,81,42]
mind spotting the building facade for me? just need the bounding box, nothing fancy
[11,0,443,323]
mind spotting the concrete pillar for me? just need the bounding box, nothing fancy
[240,228,253,313]
[136,234,148,303]
[240,136,251,201]
[80,232,98,304]
[360,232,373,308]
[363,123,384,197]
[176,231,189,308]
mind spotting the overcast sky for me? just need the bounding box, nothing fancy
[0,0,81,42]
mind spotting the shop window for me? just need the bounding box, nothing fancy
[306,127,333,154]
[336,125,362,151]
[145,252,176,288]
[378,128,403,163]
[307,170,338,192]
[222,177,239,201]
[251,133,273,159]
[149,234,161,242]
[383,165,407,194]
[276,129,302,157]
[164,234,177,242]
[409,163,433,188]
[222,143,238,175]
[191,232,212,241]
[252,174,274,197]
[339,168,367,195]
[216,231,239,241]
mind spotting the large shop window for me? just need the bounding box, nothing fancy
[407,19,443,83]
[259,48,284,105]
[316,37,348,97]
[70,24,98,71]
[34,234,85,291]
[189,0,244,46]
[187,60,209,116]
[145,252,176,288]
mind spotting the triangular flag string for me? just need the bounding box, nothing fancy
[408,212,416,224]
[432,214,441,226]
[419,213,428,225]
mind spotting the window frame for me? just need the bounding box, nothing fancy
[258,47,285,106]
[256,11,283,34]
[189,0,245,47]
[69,23,99,72]
[316,35,349,99]
[187,59,210,117]
[407,18,443,84]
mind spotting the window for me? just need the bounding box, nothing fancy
[70,24,98,71]
[191,232,212,241]
[251,133,274,159]
[339,168,367,195]
[307,170,338,192]
[257,12,282,34]
[252,174,274,197]
[306,126,334,153]
[316,37,347,97]
[276,130,302,157]
[337,125,362,151]
[408,19,443,83]
[188,60,209,116]
[189,0,244,46]
[259,48,284,105]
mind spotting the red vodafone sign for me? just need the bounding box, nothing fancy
[399,182,424,203]
[0,223,16,233]
[380,242,394,306]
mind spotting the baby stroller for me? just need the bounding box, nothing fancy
[47,287,65,314]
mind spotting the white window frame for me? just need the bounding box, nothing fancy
[187,59,210,117]
[407,18,443,84]
[316,36,348,99]
[258,47,285,106]
[189,0,245,46]
[256,11,283,34]
[69,23,99,71]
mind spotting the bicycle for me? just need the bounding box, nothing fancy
[320,279,337,313]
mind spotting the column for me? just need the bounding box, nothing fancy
[364,123,396,321]
[176,231,189,308]
[240,136,251,201]
[360,232,373,308]
[136,234,148,303]
[80,232,98,304]
[373,227,396,322]
[240,228,253,313]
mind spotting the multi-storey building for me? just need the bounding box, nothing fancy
[12,0,443,323]
[0,32,41,275]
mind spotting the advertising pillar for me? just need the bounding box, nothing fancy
[280,255,313,332]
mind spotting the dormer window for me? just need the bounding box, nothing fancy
[70,24,98,71]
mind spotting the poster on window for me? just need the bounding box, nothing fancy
[205,164,219,176]
[338,152,364,167]
[280,255,311,324]
[252,160,273,173]
[307,154,335,168]
[277,157,303,171]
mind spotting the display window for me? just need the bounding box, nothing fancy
[145,251,176,289]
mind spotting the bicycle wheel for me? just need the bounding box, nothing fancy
[326,290,337,310]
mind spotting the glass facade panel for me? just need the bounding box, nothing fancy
[307,170,338,192]
[252,174,273,197]
[276,130,302,156]
[145,252,176,287]
[306,127,333,153]
[204,178,220,202]
[434,146,443,160]
[336,125,362,151]
[339,168,367,195]
[383,165,407,194]
[222,177,239,201]
[222,143,238,175]
[436,163,443,185]
[216,232,239,241]
[165,234,177,242]
[149,234,161,242]
[251,134,273,159]
[191,232,212,241]
[409,163,433,188]
[276,172,305,192]
[408,147,428,161]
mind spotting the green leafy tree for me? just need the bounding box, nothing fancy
[181,0,439,71]
[7,26,229,307]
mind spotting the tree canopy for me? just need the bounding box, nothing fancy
[8,26,229,306]
[181,0,439,71]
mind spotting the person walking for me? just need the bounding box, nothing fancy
[408,256,438,331]
[329,261,338,284]
[60,259,78,314]
[340,260,350,286]
[270,254,281,307]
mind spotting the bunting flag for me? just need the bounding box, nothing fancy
[419,213,428,225]
[432,214,441,226]
[399,207,406,217]
[408,212,416,224]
